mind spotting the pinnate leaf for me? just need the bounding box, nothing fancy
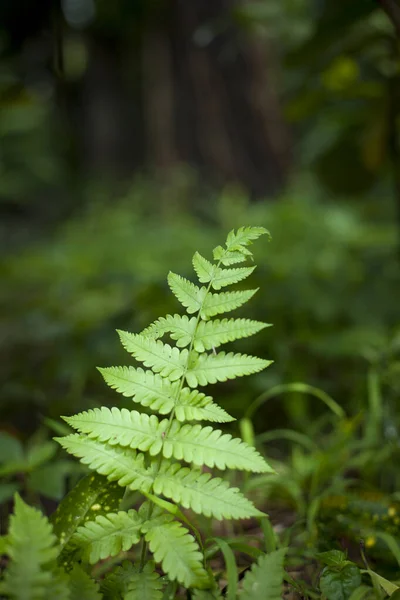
[143,520,209,588]
[193,318,269,352]
[98,366,178,414]
[70,509,143,563]
[154,463,264,519]
[201,289,258,319]
[118,331,187,381]
[239,548,286,600]
[0,494,59,599]
[186,351,272,387]
[167,272,206,314]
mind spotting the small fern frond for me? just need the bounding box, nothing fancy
[239,548,286,600]
[55,435,154,492]
[213,226,269,265]
[118,331,188,381]
[186,351,272,387]
[141,314,196,347]
[68,564,102,600]
[192,589,223,599]
[64,407,167,455]
[192,252,216,283]
[176,388,234,423]
[142,520,209,589]
[193,252,256,289]
[154,464,264,520]
[163,422,272,472]
[125,562,163,600]
[167,272,206,314]
[70,509,143,564]
[193,318,269,352]
[201,289,258,319]
[226,226,269,251]
[0,494,59,599]
[101,561,137,599]
[98,366,179,414]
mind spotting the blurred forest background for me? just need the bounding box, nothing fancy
[0,0,400,507]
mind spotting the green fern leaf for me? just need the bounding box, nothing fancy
[192,252,216,283]
[142,519,209,589]
[154,463,264,519]
[201,289,258,319]
[141,314,197,347]
[64,407,167,455]
[226,226,269,251]
[175,388,234,423]
[212,246,247,265]
[101,561,137,599]
[125,562,163,600]
[213,227,269,265]
[118,331,187,381]
[98,366,179,414]
[211,266,256,290]
[193,318,269,352]
[0,494,59,599]
[51,472,124,553]
[167,272,207,314]
[163,422,272,472]
[239,548,286,600]
[68,564,102,600]
[56,435,154,492]
[70,509,143,564]
[193,253,256,290]
[186,351,272,387]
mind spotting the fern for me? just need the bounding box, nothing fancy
[0,494,62,599]
[124,563,163,600]
[68,564,102,600]
[142,519,209,588]
[239,548,287,600]
[70,509,143,563]
[54,226,273,591]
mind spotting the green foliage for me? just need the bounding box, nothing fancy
[0,494,63,599]
[51,227,272,590]
[239,548,287,600]
[318,551,362,600]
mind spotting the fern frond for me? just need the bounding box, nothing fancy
[98,366,179,414]
[0,494,59,599]
[51,472,123,552]
[167,272,206,314]
[186,351,272,387]
[226,226,269,251]
[213,226,269,265]
[141,314,197,347]
[118,331,188,381]
[56,435,154,492]
[201,289,258,319]
[192,252,216,283]
[175,388,234,423]
[125,563,163,600]
[64,407,167,455]
[239,548,286,600]
[142,520,209,589]
[193,318,269,352]
[101,561,137,599]
[68,564,102,600]
[154,464,264,519]
[163,422,272,472]
[212,247,247,265]
[193,253,255,289]
[70,509,143,564]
